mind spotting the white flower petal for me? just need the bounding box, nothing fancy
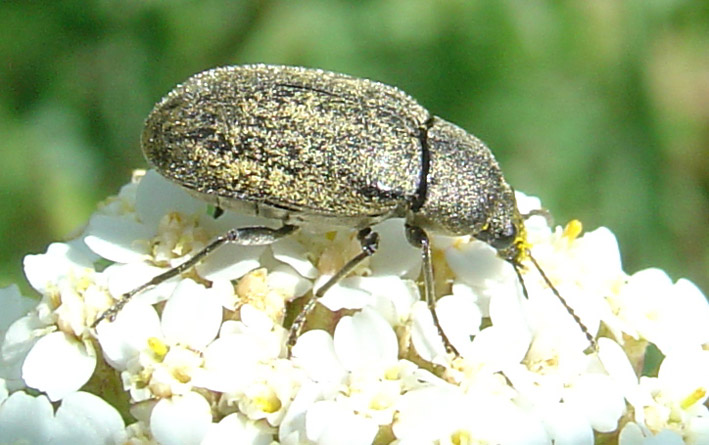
[487,278,526,330]
[368,218,421,278]
[687,416,709,445]
[618,422,645,445]
[96,301,162,370]
[351,276,420,325]
[597,338,642,405]
[201,413,274,445]
[466,324,529,371]
[656,350,709,405]
[0,286,38,333]
[197,336,261,392]
[292,330,346,384]
[410,301,447,362]
[564,373,625,433]
[279,381,322,444]
[1,312,45,382]
[393,386,457,442]
[239,304,277,334]
[515,192,543,215]
[105,262,178,305]
[161,279,222,348]
[151,392,212,445]
[316,276,372,311]
[0,391,54,443]
[499,402,550,445]
[541,402,593,445]
[0,379,7,402]
[22,331,96,401]
[435,291,481,353]
[84,214,155,263]
[652,430,687,445]
[0,285,38,386]
[53,391,126,443]
[267,264,313,298]
[445,240,510,287]
[135,170,207,226]
[23,242,96,294]
[576,227,623,276]
[672,278,709,348]
[334,308,398,373]
[615,268,679,353]
[194,242,265,282]
[271,238,319,279]
[306,400,378,445]
[618,425,685,445]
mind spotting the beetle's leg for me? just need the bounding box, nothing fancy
[287,228,379,352]
[523,207,553,227]
[93,224,298,327]
[405,224,459,356]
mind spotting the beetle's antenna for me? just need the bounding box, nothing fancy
[520,251,598,351]
[513,263,531,300]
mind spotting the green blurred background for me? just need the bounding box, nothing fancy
[1,0,707,297]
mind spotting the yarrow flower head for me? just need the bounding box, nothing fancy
[1,169,707,444]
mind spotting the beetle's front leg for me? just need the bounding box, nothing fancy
[405,224,459,356]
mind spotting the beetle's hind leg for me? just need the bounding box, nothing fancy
[93,224,298,327]
[287,228,379,353]
[405,224,459,357]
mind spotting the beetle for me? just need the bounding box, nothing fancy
[95,64,594,354]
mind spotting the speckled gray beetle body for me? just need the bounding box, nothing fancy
[142,65,523,249]
[96,65,596,355]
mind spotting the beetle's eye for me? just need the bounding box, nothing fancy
[490,223,517,250]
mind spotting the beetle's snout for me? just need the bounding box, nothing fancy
[487,221,517,250]
[475,214,528,265]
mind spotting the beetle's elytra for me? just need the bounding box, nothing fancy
[98,64,594,354]
[143,65,522,254]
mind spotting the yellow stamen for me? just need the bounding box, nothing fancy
[254,392,282,413]
[681,387,706,409]
[451,430,474,445]
[369,392,394,411]
[384,367,400,380]
[563,219,583,241]
[148,337,169,360]
[172,367,192,384]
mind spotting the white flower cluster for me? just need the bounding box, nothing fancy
[1,170,708,445]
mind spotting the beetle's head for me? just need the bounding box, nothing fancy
[475,191,599,351]
[474,187,529,266]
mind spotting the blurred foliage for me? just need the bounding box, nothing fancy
[1,0,707,298]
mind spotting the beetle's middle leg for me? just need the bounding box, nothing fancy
[93,224,298,327]
[287,227,379,351]
[405,224,459,356]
